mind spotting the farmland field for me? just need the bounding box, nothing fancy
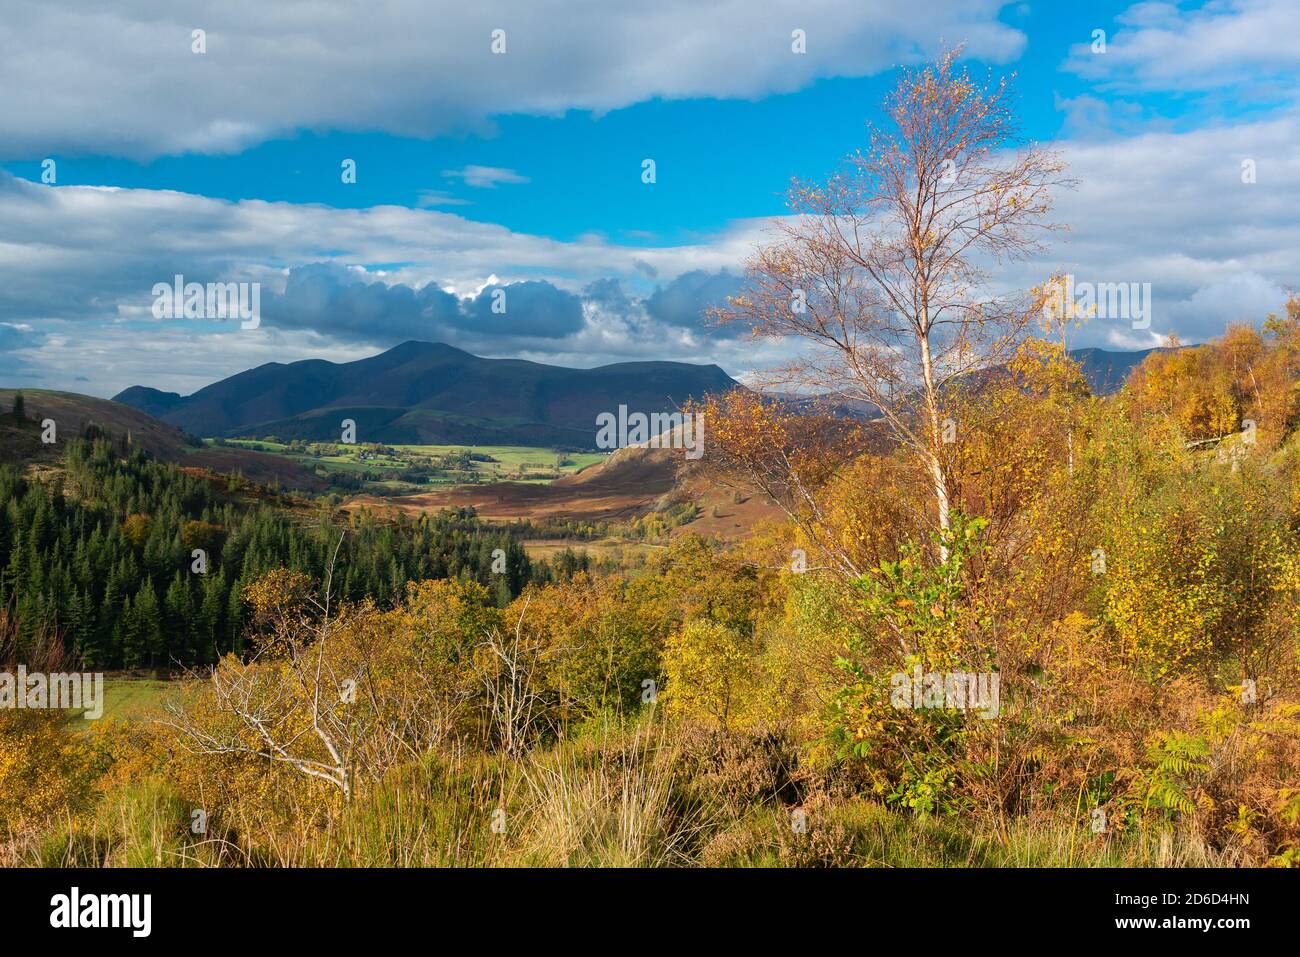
[207,438,606,492]
[392,444,606,481]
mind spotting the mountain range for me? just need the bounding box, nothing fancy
[112,341,1161,447]
[114,341,738,447]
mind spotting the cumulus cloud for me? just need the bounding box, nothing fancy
[582,278,636,316]
[262,265,585,345]
[1164,272,1289,343]
[0,169,749,323]
[644,270,746,336]
[1011,109,1300,348]
[265,266,723,350]
[456,280,584,339]
[263,263,459,342]
[0,0,1024,160]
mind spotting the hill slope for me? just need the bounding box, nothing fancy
[0,388,194,462]
[114,341,739,446]
[0,389,325,490]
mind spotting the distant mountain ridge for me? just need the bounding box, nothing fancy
[114,341,739,447]
[1069,346,1165,394]
[767,346,1165,420]
[112,341,1161,446]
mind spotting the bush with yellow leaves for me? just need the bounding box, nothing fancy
[664,619,760,729]
[0,710,97,843]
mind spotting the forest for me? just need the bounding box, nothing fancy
[0,435,536,669]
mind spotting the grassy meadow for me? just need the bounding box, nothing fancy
[211,438,605,493]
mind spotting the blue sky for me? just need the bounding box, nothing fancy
[1,0,1297,396]
[0,2,1199,241]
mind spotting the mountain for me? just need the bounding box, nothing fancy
[1070,346,1164,394]
[112,385,184,419]
[767,347,1163,419]
[110,341,1159,448]
[113,341,739,447]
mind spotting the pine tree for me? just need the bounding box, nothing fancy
[226,577,245,655]
[164,573,195,662]
[119,593,143,668]
[199,572,226,663]
[134,580,164,668]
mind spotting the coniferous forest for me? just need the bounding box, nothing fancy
[0,435,534,669]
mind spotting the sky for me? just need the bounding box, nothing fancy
[1,0,1297,398]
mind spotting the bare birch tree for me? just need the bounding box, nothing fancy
[473,595,546,756]
[714,47,1070,560]
[164,534,372,801]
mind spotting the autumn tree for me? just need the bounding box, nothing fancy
[687,389,875,579]
[166,549,379,801]
[1257,294,1300,441]
[714,47,1069,559]
[664,619,759,728]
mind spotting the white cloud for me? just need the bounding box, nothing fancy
[0,0,1024,160]
[0,170,749,312]
[4,106,1300,393]
[1064,0,1300,93]
[443,165,530,188]
[1164,272,1288,341]
[1001,109,1300,347]
[416,189,471,208]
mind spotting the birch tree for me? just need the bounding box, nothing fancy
[714,47,1070,560]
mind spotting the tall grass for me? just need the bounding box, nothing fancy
[507,720,705,867]
[21,715,1232,868]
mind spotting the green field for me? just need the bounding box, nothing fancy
[99,678,172,721]
[62,677,173,728]
[394,444,605,479]
[207,439,605,493]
